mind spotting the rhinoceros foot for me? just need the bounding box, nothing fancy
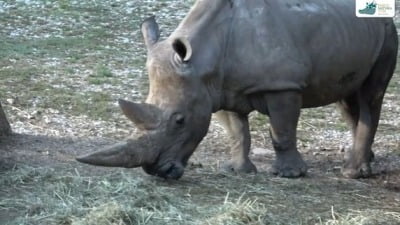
[342,150,374,178]
[222,159,257,174]
[342,163,371,179]
[270,151,307,178]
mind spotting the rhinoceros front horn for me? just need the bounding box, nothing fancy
[118,99,160,130]
[76,139,158,168]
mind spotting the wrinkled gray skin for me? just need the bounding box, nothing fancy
[77,0,398,180]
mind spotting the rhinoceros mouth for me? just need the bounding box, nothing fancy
[143,161,185,180]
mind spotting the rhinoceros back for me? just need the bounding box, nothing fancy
[223,0,393,107]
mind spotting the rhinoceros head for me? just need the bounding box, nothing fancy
[76,17,213,179]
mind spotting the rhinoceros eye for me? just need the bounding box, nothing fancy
[175,114,185,125]
[168,113,185,131]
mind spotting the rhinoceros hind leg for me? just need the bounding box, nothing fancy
[340,29,397,178]
[266,91,307,178]
[338,94,374,178]
[337,94,359,139]
[215,110,257,173]
[340,91,392,178]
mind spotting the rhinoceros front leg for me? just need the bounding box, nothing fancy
[265,91,307,177]
[214,110,257,173]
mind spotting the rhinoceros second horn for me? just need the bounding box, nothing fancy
[118,99,160,130]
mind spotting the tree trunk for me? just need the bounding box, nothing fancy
[0,101,11,136]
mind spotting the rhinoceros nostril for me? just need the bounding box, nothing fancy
[165,164,175,175]
[164,163,184,180]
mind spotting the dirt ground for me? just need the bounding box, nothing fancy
[1,1,400,224]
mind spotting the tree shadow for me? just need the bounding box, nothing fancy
[0,133,116,171]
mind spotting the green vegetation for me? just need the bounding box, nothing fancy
[0,66,114,120]
[93,65,113,78]
[88,64,114,85]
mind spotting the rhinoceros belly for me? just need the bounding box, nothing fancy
[300,70,370,108]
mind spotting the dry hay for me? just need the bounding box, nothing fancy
[1,164,399,225]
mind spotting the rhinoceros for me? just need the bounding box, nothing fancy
[77,0,398,179]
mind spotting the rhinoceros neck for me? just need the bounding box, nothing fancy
[174,0,232,34]
[170,0,235,112]
[172,0,234,68]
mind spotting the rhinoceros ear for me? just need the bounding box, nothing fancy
[141,16,160,49]
[76,140,157,168]
[172,37,192,62]
[118,99,160,130]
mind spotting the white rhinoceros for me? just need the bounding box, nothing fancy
[77,0,398,179]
